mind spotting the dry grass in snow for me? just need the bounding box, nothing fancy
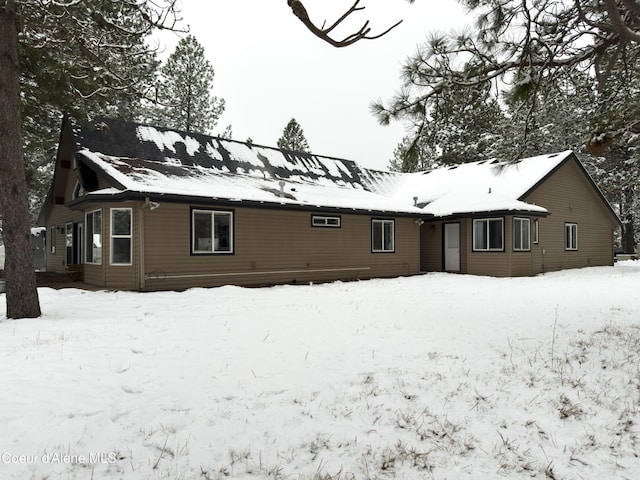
[1,263,640,479]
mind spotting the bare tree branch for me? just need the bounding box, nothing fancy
[287,0,402,48]
[603,0,640,43]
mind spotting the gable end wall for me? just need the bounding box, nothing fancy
[523,157,617,272]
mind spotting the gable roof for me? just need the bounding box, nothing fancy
[393,152,575,217]
[67,116,419,216]
[42,116,618,223]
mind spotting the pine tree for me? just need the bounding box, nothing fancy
[0,0,180,318]
[495,71,597,160]
[154,35,225,133]
[584,58,640,253]
[374,0,640,154]
[388,135,438,173]
[18,0,162,219]
[218,125,234,140]
[277,118,311,152]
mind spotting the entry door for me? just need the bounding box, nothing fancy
[444,223,461,272]
[65,222,84,264]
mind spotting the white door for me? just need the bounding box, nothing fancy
[444,223,460,272]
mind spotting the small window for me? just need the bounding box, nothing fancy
[49,226,56,254]
[85,209,102,264]
[372,219,395,253]
[312,215,341,228]
[513,218,530,251]
[533,219,539,244]
[473,218,504,251]
[192,209,234,254]
[72,180,85,200]
[111,208,132,265]
[565,223,578,251]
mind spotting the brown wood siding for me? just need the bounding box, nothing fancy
[465,217,513,277]
[44,166,85,274]
[103,203,140,289]
[459,220,469,273]
[420,220,469,273]
[81,202,141,289]
[44,205,85,274]
[420,222,441,272]
[420,157,617,277]
[44,196,141,289]
[141,204,420,290]
[524,158,617,273]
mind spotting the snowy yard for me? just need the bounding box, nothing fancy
[1,264,640,480]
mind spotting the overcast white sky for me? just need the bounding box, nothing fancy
[157,0,468,171]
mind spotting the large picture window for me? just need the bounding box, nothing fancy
[565,223,578,251]
[192,209,233,254]
[473,218,504,251]
[513,217,531,251]
[372,219,395,253]
[111,208,132,265]
[85,209,102,264]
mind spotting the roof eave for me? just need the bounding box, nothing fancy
[429,209,550,221]
[67,190,433,219]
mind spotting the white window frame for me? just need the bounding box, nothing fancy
[191,209,234,255]
[473,218,504,251]
[372,219,395,253]
[533,219,539,244]
[110,208,133,266]
[49,226,56,254]
[85,209,102,265]
[565,223,578,251]
[312,215,341,228]
[513,217,531,252]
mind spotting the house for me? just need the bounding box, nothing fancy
[37,116,620,290]
[398,155,621,276]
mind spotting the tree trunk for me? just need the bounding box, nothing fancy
[0,0,41,319]
[621,186,636,253]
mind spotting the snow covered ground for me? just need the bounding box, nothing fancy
[1,263,640,479]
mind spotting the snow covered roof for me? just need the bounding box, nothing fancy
[70,117,417,216]
[392,152,575,217]
[67,117,579,217]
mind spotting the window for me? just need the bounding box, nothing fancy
[565,223,578,250]
[312,215,341,228]
[473,218,504,251]
[372,219,394,253]
[192,209,233,254]
[533,219,539,244]
[72,180,85,200]
[513,218,531,251]
[111,208,132,265]
[85,209,102,264]
[49,226,56,254]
